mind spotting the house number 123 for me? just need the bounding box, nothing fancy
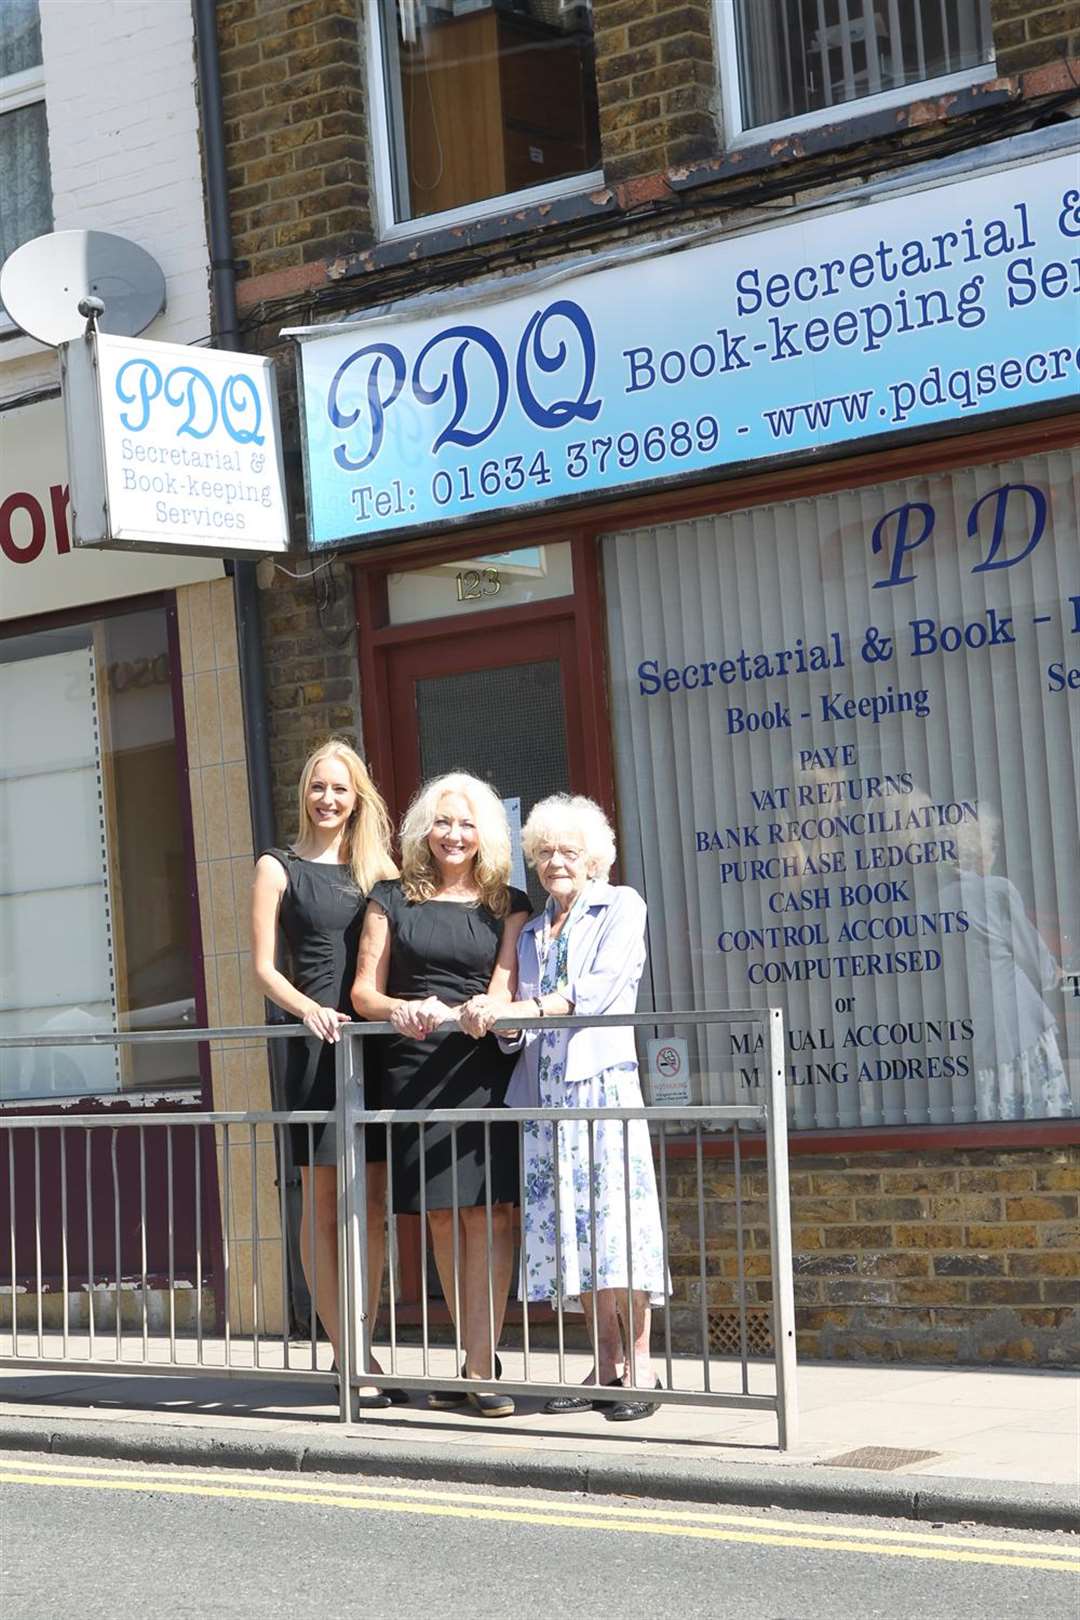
[456,567,501,602]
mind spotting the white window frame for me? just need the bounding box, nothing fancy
[715,0,997,149]
[365,2,604,242]
[0,44,50,338]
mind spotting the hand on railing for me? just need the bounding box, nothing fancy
[459,996,501,1039]
[390,998,459,1039]
[302,1006,351,1043]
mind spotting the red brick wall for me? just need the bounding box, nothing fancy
[591,0,716,181]
[667,1144,1079,1365]
[993,0,1080,72]
[260,560,361,835]
[218,0,370,282]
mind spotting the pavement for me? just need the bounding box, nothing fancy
[0,1342,1076,1534]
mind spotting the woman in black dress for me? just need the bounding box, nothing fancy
[352,772,530,1416]
[251,740,397,1399]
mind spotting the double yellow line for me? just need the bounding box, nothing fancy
[0,1456,1076,1574]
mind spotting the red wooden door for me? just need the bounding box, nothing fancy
[383,611,583,833]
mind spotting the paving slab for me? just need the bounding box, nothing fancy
[0,1347,1076,1532]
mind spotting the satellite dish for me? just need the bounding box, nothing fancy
[0,229,166,347]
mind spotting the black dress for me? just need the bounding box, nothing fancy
[369,879,531,1213]
[265,849,383,1167]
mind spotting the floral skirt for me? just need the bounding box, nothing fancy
[520,1066,667,1308]
[974,1029,1073,1121]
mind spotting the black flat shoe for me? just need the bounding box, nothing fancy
[353,1389,392,1410]
[427,1353,503,1409]
[605,1378,662,1423]
[591,1377,625,1412]
[384,1387,411,1405]
[463,1354,512,1417]
[331,1360,393,1409]
[544,1377,622,1415]
[467,1388,515,1418]
[427,1360,469,1409]
[427,1385,469,1409]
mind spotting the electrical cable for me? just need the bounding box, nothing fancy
[272,554,339,579]
[233,83,1080,341]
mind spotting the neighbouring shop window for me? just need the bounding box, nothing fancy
[0,605,200,1101]
[374,0,601,228]
[0,0,52,319]
[727,0,992,136]
[604,450,1080,1130]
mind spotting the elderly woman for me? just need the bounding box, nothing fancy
[464,793,666,1422]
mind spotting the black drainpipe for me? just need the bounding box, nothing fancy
[192,0,275,857]
[193,0,309,1331]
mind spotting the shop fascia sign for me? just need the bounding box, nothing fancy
[60,331,290,558]
[292,140,1080,549]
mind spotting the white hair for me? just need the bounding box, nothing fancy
[522,794,616,881]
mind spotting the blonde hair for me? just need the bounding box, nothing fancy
[399,772,512,917]
[296,740,398,894]
[522,794,616,881]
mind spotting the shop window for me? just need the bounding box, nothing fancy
[370,0,602,233]
[0,605,200,1102]
[0,0,52,322]
[722,0,994,141]
[604,451,1080,1131]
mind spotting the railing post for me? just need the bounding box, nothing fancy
[764,1006,799,1450]
[336,1027,368,1423]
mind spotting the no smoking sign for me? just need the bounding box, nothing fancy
[647,1037,691,1106]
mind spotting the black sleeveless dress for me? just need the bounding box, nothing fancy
[265,849,383,1167]
[369,879,531,1212]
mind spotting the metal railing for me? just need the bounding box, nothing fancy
[0,1009,797,1447]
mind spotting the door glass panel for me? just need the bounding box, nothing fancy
[415,659,570,909]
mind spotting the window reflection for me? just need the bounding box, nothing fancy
[380,0,601,223]
[0,606,198,1102]
[941,813,1070,1123]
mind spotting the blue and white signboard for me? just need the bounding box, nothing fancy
[60,332,289,558]
[296,148,1080,549]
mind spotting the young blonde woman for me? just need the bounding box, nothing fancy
[251,739,399,1406]
[352,772,530,1416]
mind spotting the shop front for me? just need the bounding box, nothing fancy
[287,130,1080,1363]
[0,393,259,1327]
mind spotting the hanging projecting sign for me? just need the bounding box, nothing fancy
[59,332,289,558]
[293,145,1080,549]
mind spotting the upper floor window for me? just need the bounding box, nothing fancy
[370,0,601,235]
[724,0,994,140]
[0,0,52,320]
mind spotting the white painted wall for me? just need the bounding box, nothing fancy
[0,0,211,402]
[0,0,222,609]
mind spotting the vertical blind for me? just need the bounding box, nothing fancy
[604,450,1080,1130]
[0,646,120,1099]
[734,0,991,130]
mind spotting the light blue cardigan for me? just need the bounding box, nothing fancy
[503,883,648,1106]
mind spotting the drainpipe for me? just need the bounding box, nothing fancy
[192,0,275,856]
[193,0,309,1331]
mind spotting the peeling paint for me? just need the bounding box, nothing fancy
[668,79,1019,194]
[44,1089,199,1114]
